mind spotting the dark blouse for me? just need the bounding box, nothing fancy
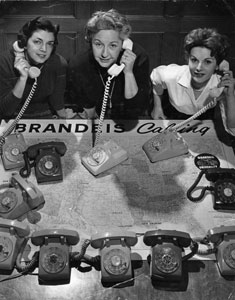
[0,47,67,119]
[68,42,151,119]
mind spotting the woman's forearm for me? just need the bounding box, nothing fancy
[124,72,138,99]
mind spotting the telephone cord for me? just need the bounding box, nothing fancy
[94,75,114,146]
[0,79,37,152]
[172,97,218,132]
[186,170,214,202]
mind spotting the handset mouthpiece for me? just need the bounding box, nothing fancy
[28,66,41,78]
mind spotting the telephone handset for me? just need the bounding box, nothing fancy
[1,132,27,170]
[90,230,137,284]
[187,167,235,210]
[0,217,30,273]
[20,141,67,184]
[143,229,198,281]
[13,41,41,79]
[205,225,235,276]
[81,39,133,176]
[107,38,134,77]
[0,173,45,220]
[142,61,230,163]
[31,229,79,285]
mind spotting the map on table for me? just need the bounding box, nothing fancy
[0,119,235,258]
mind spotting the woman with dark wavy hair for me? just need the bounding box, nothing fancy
[68,9,151,119]
[151,28,235,135]
[0,16,68,119]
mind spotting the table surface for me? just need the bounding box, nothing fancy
[0,119,235,300]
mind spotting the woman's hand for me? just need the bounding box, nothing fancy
[14,57,30,79]
[120,49,136,74]
[218,70,235,97]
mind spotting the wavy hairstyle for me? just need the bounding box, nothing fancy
[17,16,60,53]
[85,9,132,43]
[184,28,230,64]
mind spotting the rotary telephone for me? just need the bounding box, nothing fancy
[1,132,27,170]
[0,41,41,169]
[81,39,133,176]
[0,173,45,220]
[204,225,235,276]
[31,228,79,285]
[143,229,198,281]
[0,217,30,273]
[20,141,67,184]
[90,230,137,285]
[187,167,235,210]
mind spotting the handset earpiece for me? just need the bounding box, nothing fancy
[13,41,41,78]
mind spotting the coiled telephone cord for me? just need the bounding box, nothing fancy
[172,97,218,132]
[94,75,114,147]
[0,79,37,153]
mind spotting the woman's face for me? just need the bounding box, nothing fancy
[26,30,55,64]
[188,46,218,88]
[92,29,123,68]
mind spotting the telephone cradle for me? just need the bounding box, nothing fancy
[82,140,128,176]
[142,130,188,163]
[0,173,45,220]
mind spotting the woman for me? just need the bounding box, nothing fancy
[150,28,235,135]
[68,9,151,119]
[0,16,68,119]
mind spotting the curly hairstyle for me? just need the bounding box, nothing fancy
[17,16,60,53]
[85,9,132,43]
[184,28,230,64]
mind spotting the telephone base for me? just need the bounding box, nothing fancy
[142,130,188,163]
[82,140,128,176]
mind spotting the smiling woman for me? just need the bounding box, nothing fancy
[0,16,68,120]
[67,9,151,120]
[150,28,235,136]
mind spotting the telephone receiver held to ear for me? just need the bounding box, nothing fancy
[13,41,41,78]
[108,38,133,77]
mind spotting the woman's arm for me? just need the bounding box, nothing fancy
[219,70,235,128]
[151,92,166,120]
[120,49,138,99]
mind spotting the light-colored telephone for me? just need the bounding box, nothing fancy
[143,229,198,281]
[0,217,30,273]
[31,228,79,285]
[0,41,41,168]
[203,225,235,276]
[0,173,45,220]
[1,132,27,170]
[13,41,41,79]
[90,229,137,285]
[143,61,230,163]
[81,39,133,176]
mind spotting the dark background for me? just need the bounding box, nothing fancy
[0,0,235,74]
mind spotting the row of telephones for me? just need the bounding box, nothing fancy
[1,220,235,285]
